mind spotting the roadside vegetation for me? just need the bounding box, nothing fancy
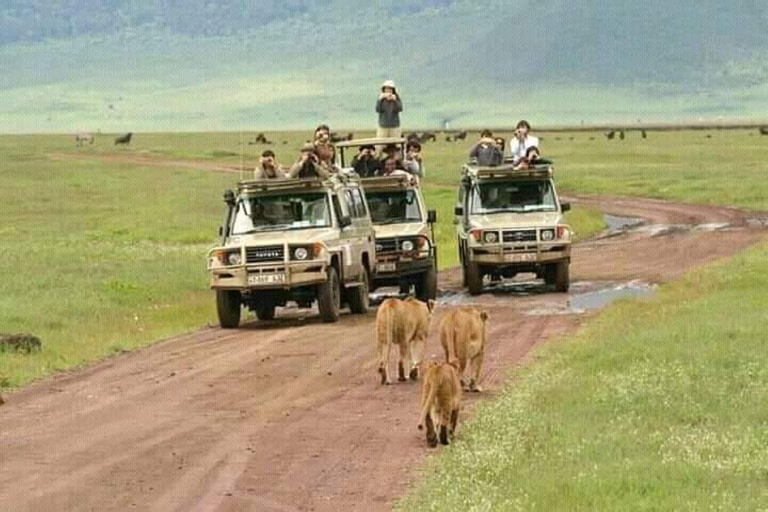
[399,241,768,511]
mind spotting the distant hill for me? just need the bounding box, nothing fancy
[1,0,767,132]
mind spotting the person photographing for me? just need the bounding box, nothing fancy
[375,80,403,138]
[509,120,539,165]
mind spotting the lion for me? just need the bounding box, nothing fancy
[375,297,435,385]
[417,361,462,446]
[439,307,489,392]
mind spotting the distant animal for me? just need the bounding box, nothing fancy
[75,133,94,146]
[375,297,435,384]
[417,360,462,447]
[759,126,768,136]
[706,134,713,139]
[453,130,468,141]
[605,130,616,140]
[445,135,453,142]
[255,133,268,143]
[439,307,488,392]
[114,132,133,145]
[420,131,437,143]
[0,333,42,354]
[330,132,354,143]
[641,129,648,139]
[619,130,625,140]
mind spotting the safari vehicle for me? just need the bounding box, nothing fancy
[207,172,375,326]
[454,162,572,295]
[336,137,438,301]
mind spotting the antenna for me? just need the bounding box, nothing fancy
[239,129,244,181]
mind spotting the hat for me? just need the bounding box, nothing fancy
[381,79,397,92]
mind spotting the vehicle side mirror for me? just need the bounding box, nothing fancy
[427,209,437,223]
[339,215,352,228]
[454,205,464,216]
[218,226,223,236]
[561,202,571,212]
[223,189,236,206]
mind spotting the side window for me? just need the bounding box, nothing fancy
[352,188,368,218]
[344,190,358,218]
[332,193,349,223]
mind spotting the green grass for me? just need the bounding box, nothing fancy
[0,135,232,386]
[398,241,768,511]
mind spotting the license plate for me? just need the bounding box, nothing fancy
[504,253,537,263]
[377,263,397,273]
[247,273,285,285]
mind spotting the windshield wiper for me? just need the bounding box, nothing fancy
[238,224,293,234]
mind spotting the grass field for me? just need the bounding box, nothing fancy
[397,242,768,512]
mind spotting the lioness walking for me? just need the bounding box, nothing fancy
[417,361,462,447]
[375,297,435,385]
[439,307,489,392]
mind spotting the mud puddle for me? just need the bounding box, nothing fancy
[604,214,644,232]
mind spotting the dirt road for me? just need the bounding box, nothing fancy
[1,197,766,512]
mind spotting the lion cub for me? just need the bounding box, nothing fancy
[439,307,489,392]
[417,361,462,447]
[375,297,435,385]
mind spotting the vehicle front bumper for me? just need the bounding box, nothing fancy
[469,242,571,266]
[209,260,327,290]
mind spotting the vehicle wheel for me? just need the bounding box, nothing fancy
[415,264,438,301]
[348,270,369,314]
[466,262,483,296]
[255,303,276,321]
[459,241,467,287]
[317,266,341,322]
[216,290,241,328]
[543,264,557,285]
[554,261,570,292]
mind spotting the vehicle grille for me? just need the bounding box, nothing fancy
[375,238,399,253]
[503,229,537,243]
[245,245,284,263]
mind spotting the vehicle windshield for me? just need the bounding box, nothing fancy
[470,180,557,214]
[231,192,331,234]
[366,189,422,224]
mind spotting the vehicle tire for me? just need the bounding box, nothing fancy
[317,266,341,323]
[554,261,570,292]
[216,290,241,328]
[255,303,276,321]
[415,264,438,301]
[466,262,483,296]
[348,270,369,314]
[459,241,467,288]
[543,264,557,285]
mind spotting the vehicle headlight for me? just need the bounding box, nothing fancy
[540,229,555,241]
[227,251,242,265]
[483,231,498,244]
[401,240,415,252]
[294,247,309,260]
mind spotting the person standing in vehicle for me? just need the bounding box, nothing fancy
[351,144,380,177]
[470,129,503,166]
[509,120,540,165]
[254,150,286,179]
[404,140,425,178]
[289,143,329,179]
[313,124,336,170]
[376,80,403,138]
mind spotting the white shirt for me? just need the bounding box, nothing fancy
[508,135,540,163]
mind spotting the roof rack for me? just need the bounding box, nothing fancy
[463,163,554,180]
[237,171,361,194]
[359,174,418,189]
[334,137,406,148]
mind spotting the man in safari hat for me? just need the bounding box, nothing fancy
[375,80,403,138]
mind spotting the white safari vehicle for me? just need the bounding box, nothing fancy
[208,173,375,326]
[455,163,572,295]
[336,137,438,301]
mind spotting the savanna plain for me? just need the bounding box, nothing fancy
[1,128,767,511]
